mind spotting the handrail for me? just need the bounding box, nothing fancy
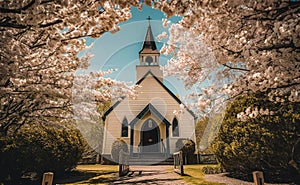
[161,140,166,156]
[173,151,184,175]
[119,149,130,177]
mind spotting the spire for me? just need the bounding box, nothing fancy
[147,16,151,26]
[137,16,162,81]
[139,16,158,53]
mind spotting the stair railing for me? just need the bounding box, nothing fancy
[173,151,184,175]
[161,139,166,157]
[119,149,130,177]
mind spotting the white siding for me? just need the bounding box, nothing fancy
[102,75,196,155]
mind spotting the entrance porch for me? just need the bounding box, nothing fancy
[129,104,171,157]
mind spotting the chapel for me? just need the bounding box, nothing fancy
[101,18,196,163]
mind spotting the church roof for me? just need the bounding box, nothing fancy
[130,103,171,126]
[139,21,158,54]
[102,70,196,121]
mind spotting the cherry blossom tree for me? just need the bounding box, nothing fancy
[155,0,300,115]
[1,0,299,135]
[152,0,300,176]
[0,0,139,135]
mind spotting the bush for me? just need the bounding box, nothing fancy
[202,165,225,174]
[0,122,85,183]
[213,92,300,182]
[111,139,128,163]
[176,138,196,164]
[196,114,224,154]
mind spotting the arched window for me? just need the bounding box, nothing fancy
[121,117,128,137]
[172,118,179,137]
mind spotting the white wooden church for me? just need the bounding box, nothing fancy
[101,19,196,162]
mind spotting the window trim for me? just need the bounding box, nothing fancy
[121,117,129,137]
[172,117,179,137]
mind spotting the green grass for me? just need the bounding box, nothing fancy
[177,164,225,185]
[57,164,224,185]
[56,165,118,185]
[76,164,118,172]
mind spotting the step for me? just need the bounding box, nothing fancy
[133,152,172,157]
[129,160,173,165]
[129,156,174,166]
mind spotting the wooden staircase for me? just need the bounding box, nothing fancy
[129,153,174,165]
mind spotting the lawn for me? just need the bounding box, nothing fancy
[55,165,118,185]
[56,164,224,185]
[179,164,225,185]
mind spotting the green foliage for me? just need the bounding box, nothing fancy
[0,122,84,182]
[77,100,111,163]
[213,92,300,181]
[196,113,224,154]
[176,138,196,164]
[176,138,196,155]
[77,119,104,161]
[111,139,128,163]
[202,165,225,174]
[195,117,209,151]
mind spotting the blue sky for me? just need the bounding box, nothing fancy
[83,5,194,99]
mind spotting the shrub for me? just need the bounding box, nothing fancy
[111,139,128,163]
[0,122,84,183]
[176,138,196,164]
[202,165,225,174]
[213,92,300,182]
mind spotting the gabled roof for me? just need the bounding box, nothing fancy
[130,103,171,126]
[102,70,196,121]
[139,23,158,54]
[138,71,195,118]
[102,100,122,121]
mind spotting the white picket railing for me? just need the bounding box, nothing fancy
[118,149,130,177]
[173,151,184,175]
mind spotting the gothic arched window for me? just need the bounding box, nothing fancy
[121,117,128,137]
[172,118,179,137]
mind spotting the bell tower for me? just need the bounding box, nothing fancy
[136,16,163,82]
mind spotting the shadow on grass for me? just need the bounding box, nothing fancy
[55,169,184,185]
[76,174,117,184]
[113,178,183,184]
[2,171,106,185]
[54,170,116,184]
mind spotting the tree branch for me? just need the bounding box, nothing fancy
[289,138,300,175]
[220,45,242,55]
[258,43,300,51]
[0,0,36,14]
[41,0,54,4]
[0,21,28,29]
[0,19,63,30]
[242,2,300,21]
[30,30,106,49]
[223,63,250,72]
[39,19,63,28]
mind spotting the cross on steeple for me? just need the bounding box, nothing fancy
[147,16,151,25]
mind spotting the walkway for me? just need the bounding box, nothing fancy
[205,173,291,185]
[112,165,187,185]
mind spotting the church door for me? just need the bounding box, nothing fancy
[140,119,160,153]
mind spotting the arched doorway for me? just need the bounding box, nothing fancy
[140,118,160,153]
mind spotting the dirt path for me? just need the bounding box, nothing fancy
[205,173,254,185]
[111,165,187,185]
[60,165,294,185]
[205,173,290,185]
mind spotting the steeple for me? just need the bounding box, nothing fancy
[139,16,158,53]
[136,16,162,82]
[138,16,160,65]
